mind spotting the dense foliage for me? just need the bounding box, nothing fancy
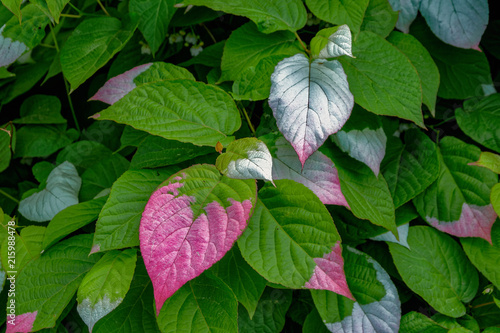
[1,0,500,332]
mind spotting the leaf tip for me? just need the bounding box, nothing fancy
[89,113,101,120]
[89,244,100,255]
[6,311,37,333]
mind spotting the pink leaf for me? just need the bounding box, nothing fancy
[140,180,253,315]
[272,137,349,207]
[427,203,497,244]
[6,311,37,333]
[304,242,354,300]
[89,63,152,105]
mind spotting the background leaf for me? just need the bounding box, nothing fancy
[181,0,307,33]
[387,0,421,33]
[61,16,137,92]
[389,226,479,318]
[92,167,179,253]
[156,272,238,333]
[18,161,81,222]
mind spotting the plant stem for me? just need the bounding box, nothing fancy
[49,23,60,52]
[240,105,256,136]
[40,43,57,49]
[200,23,217,44]
[96,0,110,16]
[470,301,494,309]
[0,189,19,204]
[63,78,81,132]
[60,13,81,18]
[294,31,310,54]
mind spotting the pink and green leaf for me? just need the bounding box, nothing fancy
[139,164,256,314]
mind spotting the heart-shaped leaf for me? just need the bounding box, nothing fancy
[266,135,349,207]
[89,62,195,105]
[419,0,488,50]
[18,161,81,222]
[77,249,137,332]
[140,164,256,314]
[389,226,479,318]
[312,25,354,59]
[269,53,354,166]
[413,137,498,243]
[238,180,353,300]
[216,138,273,183]
[311,246,401,333]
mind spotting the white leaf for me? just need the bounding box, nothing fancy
[318,24,354,59]
[216,138,274,183]
[269,53,354,167]
[18,161,81,222]
[333,127,387,176]
[0,25,28,68]
[272,137,349,207]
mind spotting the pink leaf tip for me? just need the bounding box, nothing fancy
[304,242,354,300]
[89,113,100,119]
[6,311,37,333]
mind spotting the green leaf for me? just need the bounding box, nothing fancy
[219,22,302,83]
[0,4,50,67]
[471,293,500,329]
[389,226,479,318]
[56,141,113,171]
[400,311,449,333]
[179,41,225,68]
[10,234,102,332]
[431,313,480,332]
[129,0,176,55]
[43,196,107,251]
[311,246,401,332]
[156,272,238,333]
[181,0,307,34]
[0,127,11,173]
[2,60,52,104]
[92,258,161,333]
[387,31,440,115]
[14,125,76,158]
[360,0,399,38]
[91,167,179,253]
[456,94,500,154]
[95,79,241,147]
[130,135,212,169]
[305,0,369,36]
[302,309,331,333]
[461,221,500,290]
[231,55,285,101]
[1,226,44,274]
[216,137,273,183]
[338,31,423,126]
[469,152,500,174]
[60,16,138,92]
[238,180,354,300]
[13,94,66,125]
[382,129,439,208]
[493,184,500,217]
[413,136,498,242]
[387,0,421,33]
[410,17,492,100]
[322,142,397,236]
[238,287,292,332]
[77,249,137,332]
[80,154,130,201]
[1,0,22,20]
[419,0,488,50]
[46,0,70,23]
[211,246,267,319]
[18,161,81,222]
